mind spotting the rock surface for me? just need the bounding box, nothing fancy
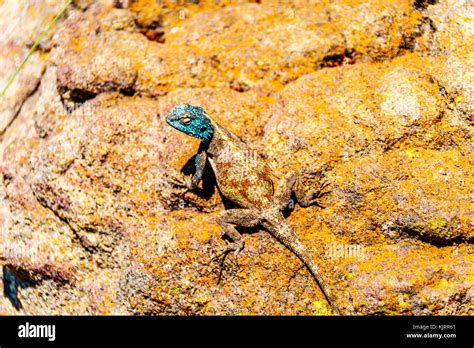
[0,0,66,133]
[0,0,472,315]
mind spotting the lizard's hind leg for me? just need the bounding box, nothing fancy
[213,209,260,284]
[294,169,331,207]
[273,170,330,210]
[216,209,261,254]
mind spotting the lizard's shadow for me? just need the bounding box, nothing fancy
[181,155,216,200]
[282,192,298,218]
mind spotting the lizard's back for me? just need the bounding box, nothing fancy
[206,121,275,210]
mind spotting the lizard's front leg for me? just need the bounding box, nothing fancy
[216,209,261,254]
[188,148,207,189]
[169,148,207,189]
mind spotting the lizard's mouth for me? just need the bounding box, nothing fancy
[165,114,178,127]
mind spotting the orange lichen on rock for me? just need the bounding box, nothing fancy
[0,0,472,314]
[263,52,470,171]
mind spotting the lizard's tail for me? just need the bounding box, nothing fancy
[261,217,341,315]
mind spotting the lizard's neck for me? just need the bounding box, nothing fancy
[204,118,245,157]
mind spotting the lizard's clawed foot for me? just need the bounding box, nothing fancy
[312,180,331,199]
[167,172,187,187]
[168,173,195,190]
[212,240,244,262]
[295,168,332,207]
[211,241,244,285]
[225,240,244,255]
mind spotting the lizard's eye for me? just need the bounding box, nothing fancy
[180,116,192,125]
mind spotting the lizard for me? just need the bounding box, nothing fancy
[165,104,341,315]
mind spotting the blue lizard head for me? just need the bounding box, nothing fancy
[166,104,214,142]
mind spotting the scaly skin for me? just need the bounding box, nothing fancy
[166,104,340,315]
